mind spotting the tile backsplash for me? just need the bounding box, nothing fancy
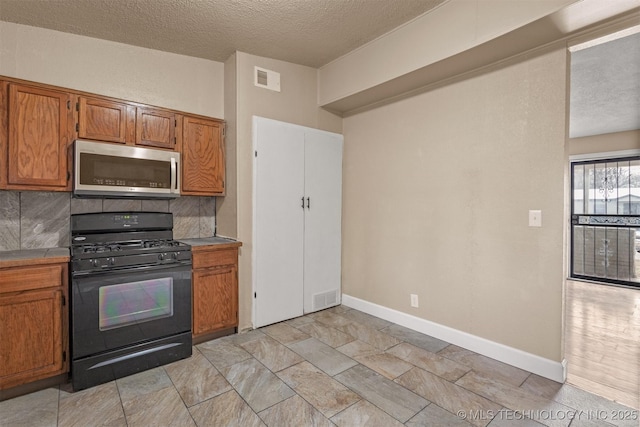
[0,191,19,251]
[0,191,216,251]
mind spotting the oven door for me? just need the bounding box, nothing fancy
[71,263,191,359]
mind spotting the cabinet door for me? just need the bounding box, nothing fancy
[193,266,238,336]
[303,130,343,313]
[182,116,225,195]
[0,81,8,189]
[8,84,72,189]
[136,107,175,149]
[78,97,128,143]
[253,116,305,328]
[0,288,64,389]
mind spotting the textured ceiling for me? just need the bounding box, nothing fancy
[570,30,640,138]
[0,0,446,68]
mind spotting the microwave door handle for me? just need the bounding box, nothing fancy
[170,157,177,193]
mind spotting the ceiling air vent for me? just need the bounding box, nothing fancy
[254,66,281,92]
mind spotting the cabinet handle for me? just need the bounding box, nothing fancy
[301,196,305,209]
[306,197,310,209]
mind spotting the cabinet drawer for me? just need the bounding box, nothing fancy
[0,265,64,293]
[193,248,238,269]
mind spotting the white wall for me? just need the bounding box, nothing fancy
[342,44,568,362]
[0,21,224,118]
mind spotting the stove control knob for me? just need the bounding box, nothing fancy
[109,257,116,266]
[91,259,99,268]
[158,253,166,261]
[172,252,179,260]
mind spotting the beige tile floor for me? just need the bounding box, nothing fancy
[1,306,638,427]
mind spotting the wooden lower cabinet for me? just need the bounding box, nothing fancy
[0,260,69,391]
[193,266,237,333]
[192,245,240,342]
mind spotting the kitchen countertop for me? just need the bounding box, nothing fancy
[0,247,70,268]
[0,236,241,267]
[178,236,242,249]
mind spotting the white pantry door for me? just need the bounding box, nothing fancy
[253,117,305,328]
[303,130,343,313]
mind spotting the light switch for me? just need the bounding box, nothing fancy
[529,210,542,227]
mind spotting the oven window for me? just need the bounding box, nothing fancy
[99,278,173,330]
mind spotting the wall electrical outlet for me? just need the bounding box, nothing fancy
[410,294,419,308]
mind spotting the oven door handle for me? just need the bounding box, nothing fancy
[88,342,184,370]
[71,260,192,277]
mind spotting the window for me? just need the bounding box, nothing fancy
[99,277,173,330]
[571,156,640,287]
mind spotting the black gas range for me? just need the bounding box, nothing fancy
[71,212,192,272]
[69,212,192,390]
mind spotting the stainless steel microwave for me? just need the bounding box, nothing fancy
[73,140,180,199]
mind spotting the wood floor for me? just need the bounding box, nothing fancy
[565,280,640,409]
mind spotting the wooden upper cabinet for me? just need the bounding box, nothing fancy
[136,107,175,149]
[7,84,73,190]
[77,98,176,150]
[77,97,129,144]
[0,82,8,189]
[0,77,226,194]
[182,116,225,195]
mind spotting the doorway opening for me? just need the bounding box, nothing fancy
[564,24,640,409]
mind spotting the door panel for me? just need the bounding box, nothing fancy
[0,289,63,383]
[254,117,305,328]
[78,97,128,143]
[193,266,237,335]
[136,108,175,149]
[182,116,224,194]
[303,130,343,313]
[8,84,71,188]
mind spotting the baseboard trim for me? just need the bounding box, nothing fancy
[341,294,566,383]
